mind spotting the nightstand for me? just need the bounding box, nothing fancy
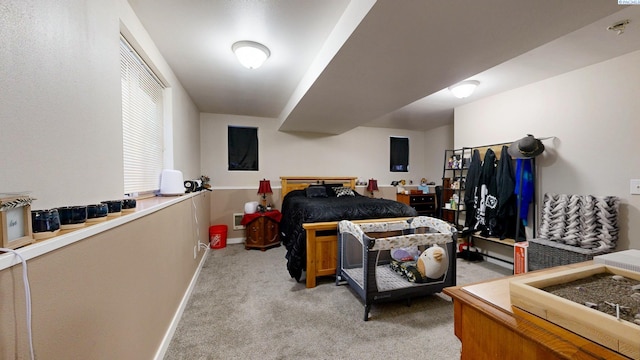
[242,210,281,251]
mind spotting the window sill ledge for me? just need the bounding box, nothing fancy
[0,193,202,271]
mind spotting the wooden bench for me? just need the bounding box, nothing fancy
[467,234,515,267]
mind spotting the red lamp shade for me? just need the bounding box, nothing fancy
[367,179,378,197]
[258,179,273,195]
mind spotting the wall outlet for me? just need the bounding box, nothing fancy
[631,179,640,195]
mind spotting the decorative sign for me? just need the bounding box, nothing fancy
[1,195,35,250]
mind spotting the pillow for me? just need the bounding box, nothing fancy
[333,186,355,197]
[323,183,343,197]
[391,246,420,262]
[305,185,328,198]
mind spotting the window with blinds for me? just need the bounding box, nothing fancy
[120,36,165,195]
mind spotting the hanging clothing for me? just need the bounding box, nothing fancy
[515,159,534,226]
[463,149,482,230]
[474,149,498,236]
[494,146,517,239]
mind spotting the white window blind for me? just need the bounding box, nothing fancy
[120,36,165,194]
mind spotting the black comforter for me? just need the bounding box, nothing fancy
[280,189,418,281]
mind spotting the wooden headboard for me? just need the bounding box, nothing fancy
[280,176,357,198]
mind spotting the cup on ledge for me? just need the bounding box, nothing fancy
[57,205,87,230]
[121,198,137,213]
[101,200,123,217]
[31,209,61,240]
[86,203,109,223]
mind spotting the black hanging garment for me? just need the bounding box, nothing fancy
[474,149,498,237]
[463,149,482,231]
[494,146,518,239]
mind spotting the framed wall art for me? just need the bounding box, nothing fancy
[0,194,35,250]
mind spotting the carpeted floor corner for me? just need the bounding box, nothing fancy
[164,244,511,360]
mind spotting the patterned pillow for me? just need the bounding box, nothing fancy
[333,186,355,197]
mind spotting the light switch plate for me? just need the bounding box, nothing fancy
[630,179,640,195]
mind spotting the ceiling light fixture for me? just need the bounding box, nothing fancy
[448,80,480,99]
[232,41,270,69]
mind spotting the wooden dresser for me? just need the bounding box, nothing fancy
[443,262,628,360]
[396,193,436,217]
[243,210,281,251]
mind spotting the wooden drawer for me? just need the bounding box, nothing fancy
[413,203,436,212]
[397,193,437,217]
[411,194,435,204]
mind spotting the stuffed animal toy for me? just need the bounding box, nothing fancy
[417,245,448,279]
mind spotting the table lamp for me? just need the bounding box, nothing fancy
[257,179,273,209]
[366,179,379,197]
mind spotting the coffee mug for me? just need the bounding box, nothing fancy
[87,203,109,223]
[57,206,88,229]
[101,200,123,216]
[122,198,137,213]
[31,209,61,240]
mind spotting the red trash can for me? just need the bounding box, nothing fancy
[209,225,228,249]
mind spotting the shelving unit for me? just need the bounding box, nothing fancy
[440,147,471,230]
[440,143,538,269]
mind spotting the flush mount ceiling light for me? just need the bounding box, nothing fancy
[449,80,480,99]
[232,41,270,69]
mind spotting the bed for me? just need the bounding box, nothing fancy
[279,176,418,288]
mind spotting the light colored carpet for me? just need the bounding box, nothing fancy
[164,244,511,360]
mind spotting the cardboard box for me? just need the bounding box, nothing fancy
[513,241,528,274]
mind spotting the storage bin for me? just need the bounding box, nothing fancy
[209,225,228,249]
[527,238,605,271]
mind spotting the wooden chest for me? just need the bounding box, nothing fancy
[245,215,280,251]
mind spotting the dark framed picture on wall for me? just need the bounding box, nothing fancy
[390,136,409,172]
[228,126,259,171]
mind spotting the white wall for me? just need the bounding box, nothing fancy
[0,0,200,210]
[454,50,640,250]
[200,113,444,189]
[423,124,454,185]
[1,1,121,209]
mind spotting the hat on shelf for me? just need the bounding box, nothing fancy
[508,134,545,159]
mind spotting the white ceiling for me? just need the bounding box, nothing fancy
[127,1,640,134]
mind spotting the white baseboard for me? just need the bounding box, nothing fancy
[154,249,209,360]
[227,237,244,245]
[485,256,514,270]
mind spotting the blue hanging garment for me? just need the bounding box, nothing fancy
[515,159,534,226]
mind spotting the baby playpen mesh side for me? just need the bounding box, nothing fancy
[337,216,457,320]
